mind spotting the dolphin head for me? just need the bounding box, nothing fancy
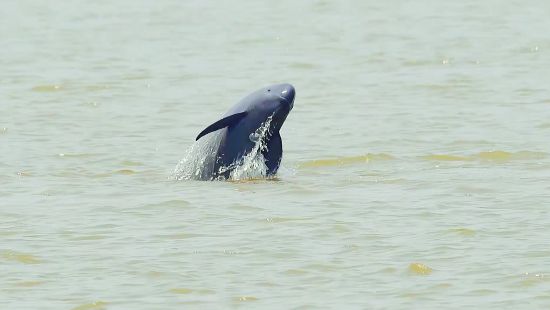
[252,83,295,134]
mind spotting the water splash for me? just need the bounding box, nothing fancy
[173,116,273,181]
[172,131,223,181]
[221,116,272,181]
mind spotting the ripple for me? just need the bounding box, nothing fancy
[519,272,549,287]
[285,269,309,276]
[14,280,45,287]
[421,151,548,163]
[57,153,99,158]
[115,169,135,175]
[456,185,496,194]
[448,228,476,236]
[467,289,498,296]
[120,160,145,166]
[122,74,150,81]
[2,250,41,264]
[299,153,394,168]
[526,250,550,258]
[31,85,63,92]
[85,85,112,91]
[303,263,339,272]
[421,154,471,161]
[170,288,193,294]
[475,150,547,161]
[155,233,203,240]
[402,59,432,67]
[70,235,107,241]
[170,288,214,295]
[264,217,309,224]
[408,263,433,275]
[0,231,18,237]
[229,177,281,184]
[93,169,136,177]
[228,204,263,211]
[379,267,397,274]
[235,296,258,302]
[289,62,317,70]
[71,301,107,310]
[145,199,190,208]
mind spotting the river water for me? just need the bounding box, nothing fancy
[2,0,550,309]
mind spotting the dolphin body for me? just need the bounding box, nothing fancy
[193,83,295,180]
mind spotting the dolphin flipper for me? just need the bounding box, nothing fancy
[262,132,282,175]
[196,112,248,141]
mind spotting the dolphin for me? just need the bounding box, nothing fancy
[193,83,295,180]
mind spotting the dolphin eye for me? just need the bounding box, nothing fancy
[267,89,271,92]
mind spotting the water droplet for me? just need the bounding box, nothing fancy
[249,132,260,142]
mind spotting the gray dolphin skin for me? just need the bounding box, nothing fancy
[195,83,295,180]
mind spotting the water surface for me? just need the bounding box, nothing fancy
[2,0,550,309]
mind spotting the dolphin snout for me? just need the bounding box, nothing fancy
[280,84,295,103]
[279,84,295,110]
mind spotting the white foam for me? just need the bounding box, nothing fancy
[173,116,274,181]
